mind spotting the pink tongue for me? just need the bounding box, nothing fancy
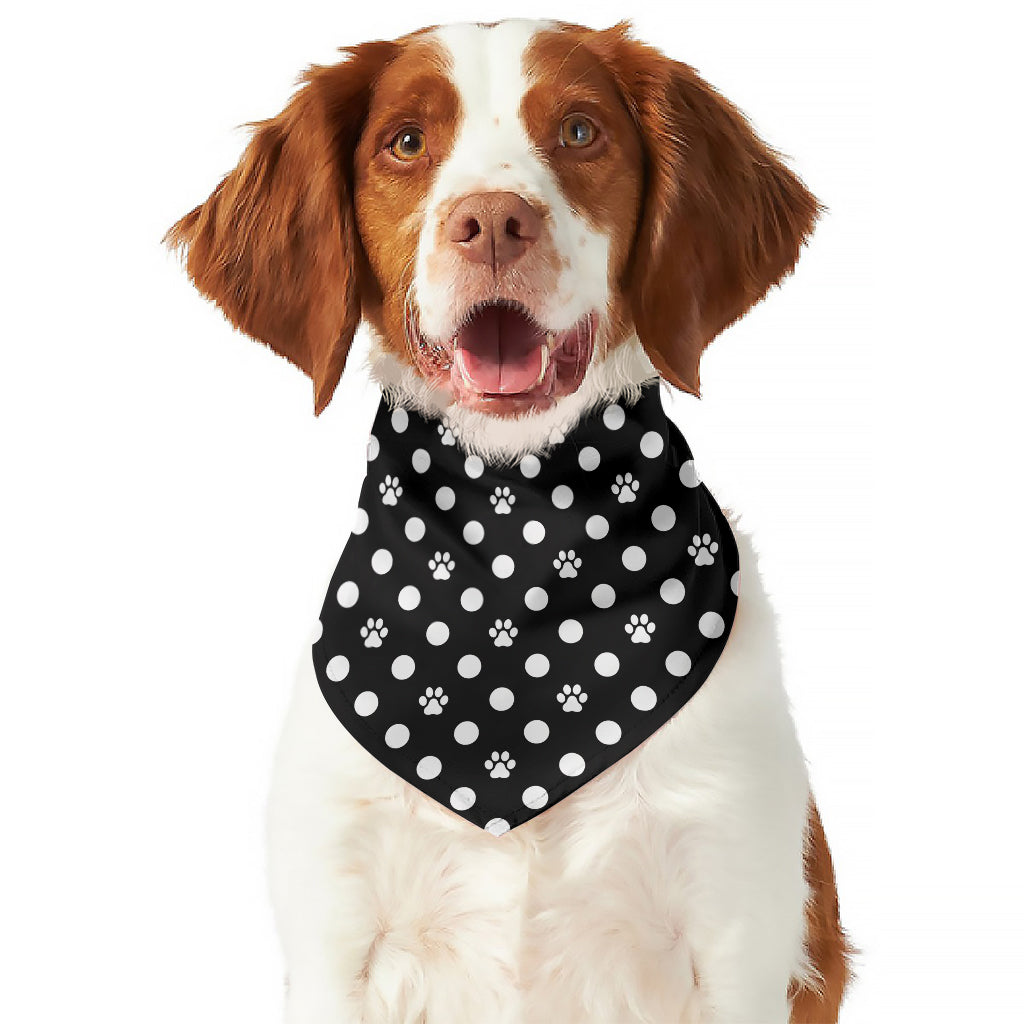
[455,305,547,394]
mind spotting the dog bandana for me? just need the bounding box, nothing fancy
[312,384,739,835]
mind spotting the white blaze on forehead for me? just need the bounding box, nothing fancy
[430,20,550,195]
[416,20,612,340]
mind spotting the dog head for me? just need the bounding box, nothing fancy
[168,19,817,444]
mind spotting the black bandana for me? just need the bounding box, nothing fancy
[312,384,739,835]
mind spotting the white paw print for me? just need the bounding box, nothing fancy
[379,474,402,506]
[490,486,516,514]
[419,686,449,715]
[557,684,588,712]
[612,473,639,503]
[489,618,518,647]
[359,617,388,648]
[553,549,582,578]
[438,417,460,446]
[485,750,516,779]
[428,551,455,580]
[625,613,655,644]
[688,534,719,566]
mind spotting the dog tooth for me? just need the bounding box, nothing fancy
[536,343,550,384]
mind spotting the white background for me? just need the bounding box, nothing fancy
[2,1,1020,1020]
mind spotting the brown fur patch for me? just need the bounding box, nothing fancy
[576,22,821,395]
[520,29,645,354]
[790,800,853,1023]
[165,40,403,413]
[353,38,461,359]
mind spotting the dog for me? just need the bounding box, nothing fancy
[168,18,850,1023]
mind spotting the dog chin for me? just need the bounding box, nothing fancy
[413,301,596,417]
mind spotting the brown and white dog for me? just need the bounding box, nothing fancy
[168,18,850,1023]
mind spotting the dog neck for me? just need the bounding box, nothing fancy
[368,333,659,465]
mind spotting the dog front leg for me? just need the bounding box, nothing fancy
[267,660,385,1023]
[268,655,528,1024]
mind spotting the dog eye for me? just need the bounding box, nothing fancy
[559,114,598,149]
[389,127,427,162]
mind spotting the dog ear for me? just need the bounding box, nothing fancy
[589,25,820,395]
[165,42,398,414]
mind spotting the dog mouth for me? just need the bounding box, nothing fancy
[411,300,595,413]
[455,303,551,395]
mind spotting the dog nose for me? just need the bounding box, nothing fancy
[445,191,542,269]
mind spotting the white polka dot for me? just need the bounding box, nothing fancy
[391,655,415,680]
[699,612,726,639]
[412,448,430,473]
[489,687,515,711]
[603,404,625,430]
[591,584,616,609]
[731,572,741,596]
[336,580,359,607]
[524,720,549,743]
[385,724,410,748]
[523,520,545,544]
[520,454,541,478]
[559,753,585,777]
[391,407,409,433]
[640,430,664,458]
[460,587,484,612]
[651,505,676,531]
[594,652,620,677]
[435,486,455,511]
[558,619,583,644]
[666,650,692,677]
[578,446,601,471]
[325,655,349,681]
[524,587,548,611]
[398,585,420,610]
[371,548,393,574]
[453,721,479,745]
[586,515,609,540]
[523,785,549,809]
[351,508,368,535]
[525,654,549,677]
[595,720,622,745]
[458,655,481,678]
[366,434,379,461]
[551,484,574,509]
[463,520,485,544]
[450,787,476,810]
[313,619,323,643]
[631,685,657,711]
[405,517,425,542]
[353,691,378,716]
[679,460,701,488]
[464,454,484,478]
[426,621,449,646]
[485,817,510,836]
[622,545,647,571]
[416,756,441,780]
[660,578,686,605]
[492,554,515,579]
